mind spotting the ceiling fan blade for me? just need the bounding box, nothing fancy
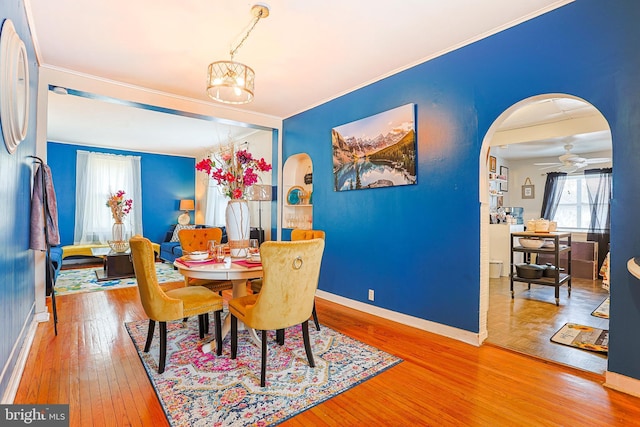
[538,164,561,170]
[584,157,611,164]
[534,162,561,166]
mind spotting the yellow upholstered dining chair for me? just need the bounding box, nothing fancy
[129,236,224,373]
[250,229,325,330]
[178,227,233,294]
[230,239,325,387]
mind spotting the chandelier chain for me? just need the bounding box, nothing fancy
[230,9,264,60]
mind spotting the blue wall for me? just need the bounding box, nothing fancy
[283,0,640,381]
[48,142,196,245]
[0,7,38,396]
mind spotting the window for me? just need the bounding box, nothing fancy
[553,175,592,231]
[74,151,142,244]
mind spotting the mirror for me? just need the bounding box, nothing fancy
[1,19,30,154]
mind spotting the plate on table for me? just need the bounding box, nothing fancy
[183,256,213,263]
[246,257,262,264]
[287,186,304,205]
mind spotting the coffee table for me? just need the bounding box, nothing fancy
[91,247,135,281]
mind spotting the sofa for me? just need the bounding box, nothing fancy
[159,224,265,263]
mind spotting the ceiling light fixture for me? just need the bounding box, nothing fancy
[206,4,270,104]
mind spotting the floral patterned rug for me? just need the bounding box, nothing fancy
[55,263,183,296]
[125,318,402,426]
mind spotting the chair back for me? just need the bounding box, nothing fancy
[291,229,325,241]
[129,235,183,321]
[179,227,223,253]
[249,239,325,330]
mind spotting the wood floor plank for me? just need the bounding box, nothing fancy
[12,267,640,426]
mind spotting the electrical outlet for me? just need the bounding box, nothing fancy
[368,289,374,301]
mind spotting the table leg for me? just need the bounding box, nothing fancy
[202,278,261,354]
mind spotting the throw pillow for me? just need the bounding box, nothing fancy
[170,224,195,242]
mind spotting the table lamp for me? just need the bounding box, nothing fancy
[178,199,195,225]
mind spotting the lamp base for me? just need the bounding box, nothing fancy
[178,212,191,225]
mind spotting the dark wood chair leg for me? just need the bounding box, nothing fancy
[198,314,205,339]
[144,319,156,352]
[261,329,268,387]
[302,320,315,368]
[276,329,285,345]
[204,312,210,335]
[214,310,223,355]
[312,302,320,331]
[159,321,167,374]
[231,315,238,359]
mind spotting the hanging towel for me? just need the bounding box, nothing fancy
[30,164,60,251]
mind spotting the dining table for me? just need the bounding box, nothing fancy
[174,256,263,354]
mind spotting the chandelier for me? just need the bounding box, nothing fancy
[206,4,270,104]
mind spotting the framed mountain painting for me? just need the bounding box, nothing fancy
[331,103,417,192]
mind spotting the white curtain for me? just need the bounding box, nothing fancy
[74,151,143,244]
[204,179,228,227]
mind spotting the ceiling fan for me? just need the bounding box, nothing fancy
[534,143,610,172]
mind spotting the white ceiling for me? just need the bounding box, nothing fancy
[27,0,602,157]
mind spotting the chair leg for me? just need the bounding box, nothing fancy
[302,320,315,368]
[276,329,285,345]
[198,314,206,339]
[159,321,167,374]
[312,302,320,331]
[144,319,156,352]
[231,315,238,359]
[261,330,268,387]
[214,310,222,356]
[204,312,210,335]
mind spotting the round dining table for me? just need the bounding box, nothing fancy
[174,257,263,354]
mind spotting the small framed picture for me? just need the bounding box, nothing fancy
[489,156,496,173]
[500,166,509,192]
[522,185,535,199]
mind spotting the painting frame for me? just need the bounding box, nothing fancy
[331,103,417,192]
[500,166,509,192]
[489,156,497,173]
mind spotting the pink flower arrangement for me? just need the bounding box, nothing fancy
[196,145,272,199]
[106,190,133,223]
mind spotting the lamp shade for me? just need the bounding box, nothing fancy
[179,199,195,211]
[247,185,272,201]
[207,61,255,104]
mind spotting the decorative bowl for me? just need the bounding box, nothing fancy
[519,238,544,249]
[108,240,130,253]
[188,251,209,261]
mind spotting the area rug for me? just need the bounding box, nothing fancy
[591,297,610,319]
[125,317,402,426]
[550,323,608,354]
[55,263,183,296]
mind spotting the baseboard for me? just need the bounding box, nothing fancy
[604,371,640,398]
[1,305,38,404]
[315,290,481,346]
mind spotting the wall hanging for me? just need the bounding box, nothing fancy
[331,103,416,192]
[522,177,535,199]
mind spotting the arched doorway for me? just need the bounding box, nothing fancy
[479,94,612,373]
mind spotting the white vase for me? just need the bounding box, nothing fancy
[225,199,250,258]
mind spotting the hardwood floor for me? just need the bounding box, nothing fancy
[487,275,609,374]
[15,279,640,426]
